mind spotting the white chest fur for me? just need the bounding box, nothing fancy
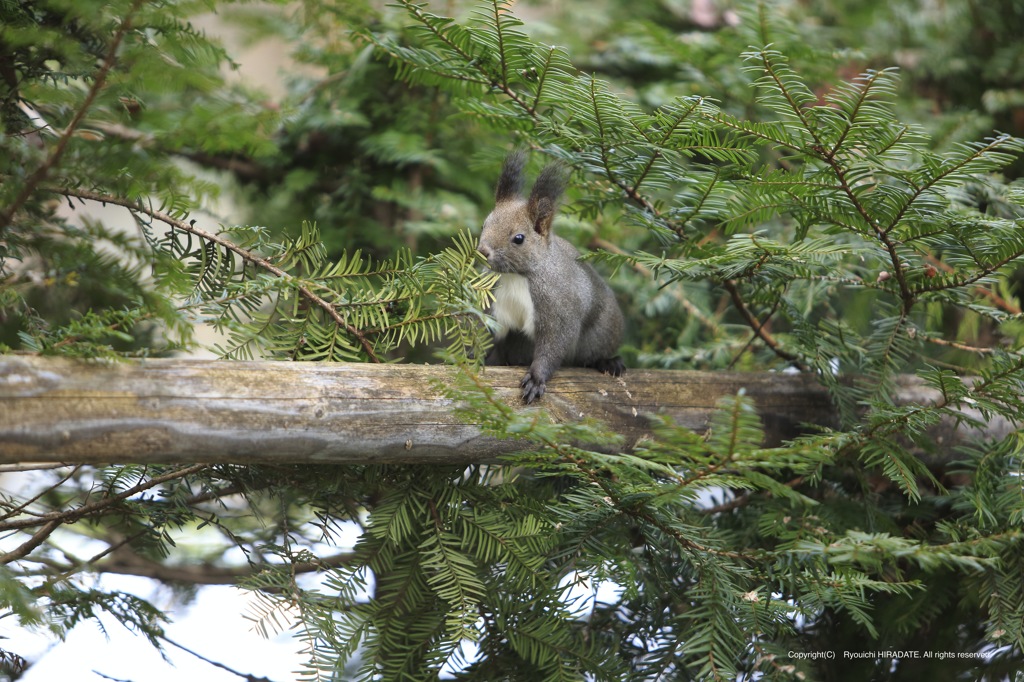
[491,273,535,340]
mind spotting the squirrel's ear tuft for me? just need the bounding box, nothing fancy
[527,163,568,236]
[495,150,527,202]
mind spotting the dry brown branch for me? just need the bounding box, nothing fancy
[2,357,1013,469]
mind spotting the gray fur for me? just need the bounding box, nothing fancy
[478,153,625,403]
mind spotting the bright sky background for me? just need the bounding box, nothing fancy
[0,464,346,682]
[2,556,620,681]
[3,578,309,682]
[0,504,343,682]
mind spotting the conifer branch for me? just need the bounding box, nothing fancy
[626,98,702,199]
[42,186,381,362]
[674,166,721,236]
[826,69,890,157]
[0,464,208,536]
[709,113,804,153]
[528,47,556,115]
[591,463,759,562]
[0,0,145,231]
[922,256,1023,314]
[913,243,1024,297]
[753,48,823,149]
[490,0,510,89]
[457,368,758,563]
[821,150,916,311]
[399,0,533,113]
[629,149,662,198]
[883,135,1019,238]
[837,353,1024,461]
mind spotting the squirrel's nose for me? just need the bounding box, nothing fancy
[477,244,492,260]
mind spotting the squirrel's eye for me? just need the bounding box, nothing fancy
[512,234,525,245]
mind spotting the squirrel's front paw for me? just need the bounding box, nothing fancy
[520,370,546,404]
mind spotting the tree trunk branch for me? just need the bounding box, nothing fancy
[0,356,1011,465]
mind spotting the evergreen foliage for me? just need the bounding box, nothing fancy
[2,1,1024,681]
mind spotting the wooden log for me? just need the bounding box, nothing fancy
[0,356,1010,465]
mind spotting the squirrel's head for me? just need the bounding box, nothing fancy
[478,151,568,274]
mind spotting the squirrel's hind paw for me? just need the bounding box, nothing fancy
[591,356,625,377]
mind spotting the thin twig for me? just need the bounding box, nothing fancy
[106,551,354,586]
[164,636,277,682]
[0,463,73,473]
[728,296,783,369]
[918,333,998,355]
[722,280,804,367]
[0,520,62,564]
[0,465,81,522]
[0,464,209,535]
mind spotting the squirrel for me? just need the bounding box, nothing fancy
[478,151,625,403]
